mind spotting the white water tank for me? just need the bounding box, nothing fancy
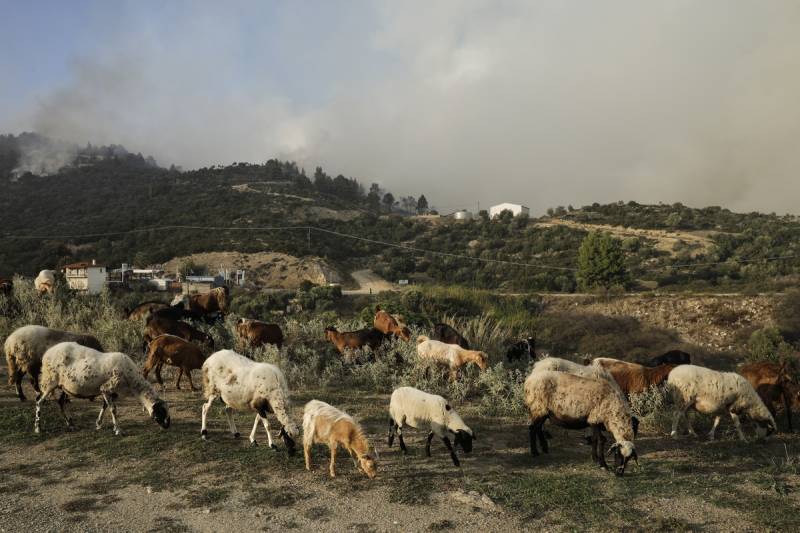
[454,210,473,220]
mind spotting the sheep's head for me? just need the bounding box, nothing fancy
[475,352,489,370]
[607,440,637,476]
[454,429,474,453]
[151,400,171,429]
[358,452,378,479]
[396,326,411,341]
[279,427,297,456]
[324,327,337,341]
[754,416,777,438]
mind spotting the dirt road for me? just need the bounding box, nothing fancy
[343,269,396,295]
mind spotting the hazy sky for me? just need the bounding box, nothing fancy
[3,1,799,214]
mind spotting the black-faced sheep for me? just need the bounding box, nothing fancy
[200,350,299,454]
[524,370,638,476]
[303,399,378,478]
[34,342,170,435]
[667,364,776,441]
[388,386,474,467]
[4,325,104,401]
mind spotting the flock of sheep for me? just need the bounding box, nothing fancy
[3,285,799,480]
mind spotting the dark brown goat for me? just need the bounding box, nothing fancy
[325,326,386,354]
[431,323,469,349]
[236,318,284,349]
[591,357,676,396]
[127,301,169,321]
[739,361,800,432]
[143,334,207,390]
[143,316,214,355]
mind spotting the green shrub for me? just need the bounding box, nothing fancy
[747,327,792,363]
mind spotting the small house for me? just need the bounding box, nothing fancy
[63,260,107,294]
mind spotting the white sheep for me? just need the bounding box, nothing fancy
[667,364,776,441]
[34,270,56,295]
[200,350,299,454]
[387,386,474,466]
[524,369,638,476]
[4,325,103,401]
[34,342,170,435]
[416,335,489,381]
[302,400,378,478]
[532,356,622,393]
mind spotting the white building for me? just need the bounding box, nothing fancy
[63,260,107,294]
[489,203,530,218]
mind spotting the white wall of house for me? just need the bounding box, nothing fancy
[65,266,107,294]
[489,203,530,218]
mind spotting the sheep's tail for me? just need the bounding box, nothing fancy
[302,409,316,446]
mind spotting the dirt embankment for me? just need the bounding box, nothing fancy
[535,218,719,257]
[543,294,777,352]
[164,252,343,289]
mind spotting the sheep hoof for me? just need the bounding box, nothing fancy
[250,440,258,447]
[201,430,209,440]
[233,432,240,439]
[114,430,123,436]
[270,444,278,451]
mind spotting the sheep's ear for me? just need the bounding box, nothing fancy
[445,404,452,411]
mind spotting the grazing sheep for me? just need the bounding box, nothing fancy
[506,336,535,363]
[324,326,386,354]
[648,350,691,367]
[416,335,488,381]
[201,350,299,454]
[4,325,103,401]
[431,323,469,349]
[667,365,776,441]
[388,386,474,467]
[143,316,213,355]
[524,370,638,476]
[303,400,378,478]
[236,318,284,349]
[533,357,622,392]
[739,361,800,433]
[34,342,170,435]
[591,357,676,396]
[34,270,56,295]
[126,301,169,321]
[143,334,208,391]
[373,306,411,341]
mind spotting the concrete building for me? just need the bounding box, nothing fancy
[63,260,107,294]
[489,203,530,218]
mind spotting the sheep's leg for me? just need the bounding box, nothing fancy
[425,431,435,457]
[96,398,109,429]
[397,427,408,454]
[529,423,539,456]
[260,416,276,449]
[730,412,746,441]
[249,415,261,446]
[34,385,58,434]
[201,394,216,439]
[329,443,338,477]
[304,442,312,470]
[174,368,183,390]
[707,416,721,441]
[442,436,460,467]
[29,363,42,393]
[536,424,548,454]
[102,393,122,436]
[57,392,75,430]
[186,369,197,391]
[224,406,239,438]
[13,369,26,401]
[387,418,396,447]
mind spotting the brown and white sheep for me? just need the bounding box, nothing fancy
[373,306,410,341]
[4,325,103,401]
[667,365,776,441]
[591,357,676,396]
[236,318,284,349]
[34,270,56,295]
[303,400,378,478]
[738,361,800,433]
[34,342,170,435]
[524,369,638,476]
[143,334,208,391]
[201,350,299,454]
[416,335,488,381]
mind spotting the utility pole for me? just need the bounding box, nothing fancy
[307,228,311,249]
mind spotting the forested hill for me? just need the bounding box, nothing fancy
[3,133,800,293]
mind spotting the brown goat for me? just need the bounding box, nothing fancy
[143,334,207,390]
[127,301,169,321]
[325,327,386,354]
[739,361,800,432]
[188,286,229,317]
[591,357,675,396]
[143,316,214,355]
[373,306,410,340]
[236,318,284,349]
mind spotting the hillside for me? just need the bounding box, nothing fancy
[3,134,800,292]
